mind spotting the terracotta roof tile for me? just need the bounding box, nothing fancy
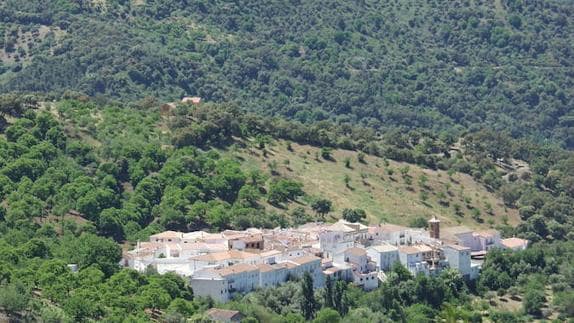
[215,263,258,276]
[291,255,320,265]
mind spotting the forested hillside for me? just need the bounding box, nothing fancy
[0,96,573,321]
[1,0,573,146]
[1,0,574,321]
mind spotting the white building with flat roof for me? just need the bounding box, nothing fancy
[443,244,472,279]
[398,245,430,276]
[257,263,289,288]
[286,255,325,288]
[367,243,399,272]
[191,264,260,303]
[441,227,501,253]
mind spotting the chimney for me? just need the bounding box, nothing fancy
[428,216,440,240]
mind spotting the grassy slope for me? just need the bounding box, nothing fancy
[224,139,520,229]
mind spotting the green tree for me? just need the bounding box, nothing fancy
[313,308,341,323]
[333,280,348,316]
[523,282,546,317]
[418,174,428,188]
[324,275,334,308]
[342,208,366,223]
[343,174,351,188]
[321,147,333,160]
[237,185,260,207]
[344,157,351,169]
[0,281,30,316]
[300,272,317,320]
[21,238,51,258]
[98,208,126,241]
[139,285,172,310]
[404,303,436,323]
[291,206,312,226]
[357,152,366,164]
[267,179,304,205]
[66,233,122,276]
[409,216,428,228]
[64,289,103,321]
[311,198,332,219]
[419,191,429,202]
[268,160,279,175]
[391,262,413,281]
[399,166,410,177]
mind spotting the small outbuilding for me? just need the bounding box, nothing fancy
[205,308,243,322]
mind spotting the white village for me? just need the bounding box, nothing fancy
[122,217,529,303]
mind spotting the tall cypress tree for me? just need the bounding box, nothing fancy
[300,272,317,320]
[324,275,334,308]
[333,280,348,315]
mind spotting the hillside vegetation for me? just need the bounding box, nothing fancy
[225,139,520,228]
[40,98,519,229]
[0,0,573,147]
[0,0,573,321]
[0,96,573,321]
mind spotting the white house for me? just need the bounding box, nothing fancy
[351,269,379,290]
[443,244,472,279]
[337,248,369,271]
[373,224,409,244]
[190,270,229,303]
[191,264,260,303]
[473,230,501,251]
[320,220,369,258]
[367,243,399,271]
[323,263,353,282]
[286,255,325,288]
[441,227,501,253]
[441,226,475,247]
[257,263,289,288]
[398,245,429,276]
[331,247,378,290]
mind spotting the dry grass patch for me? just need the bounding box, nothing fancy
[225,139,520,229]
